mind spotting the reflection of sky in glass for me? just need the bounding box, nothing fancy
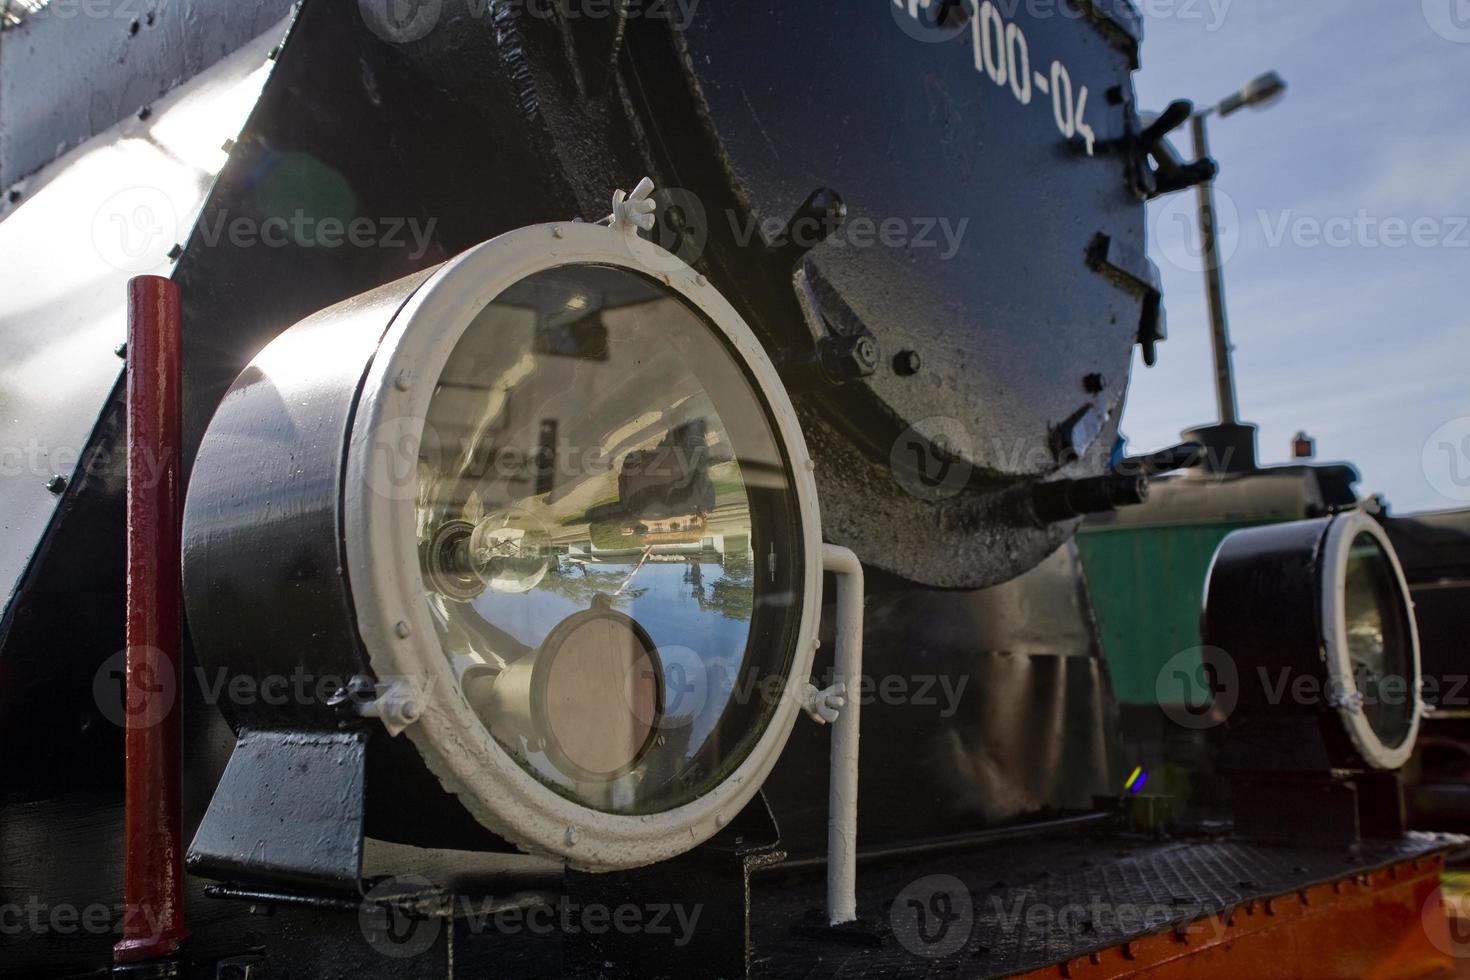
[473,560,751,754]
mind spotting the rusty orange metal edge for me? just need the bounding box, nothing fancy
[1012,855,1455,980]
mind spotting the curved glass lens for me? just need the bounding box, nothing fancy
[416,265,803,814]
[1343,532,1414,748]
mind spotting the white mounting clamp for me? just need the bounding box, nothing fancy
[802,681,847,725]
[608,176,657,236]
[1327,688,1366,716]
[356,677,425,736]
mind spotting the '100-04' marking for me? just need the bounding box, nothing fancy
[894,0,1098,156]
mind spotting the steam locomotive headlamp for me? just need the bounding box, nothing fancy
[1202,511,1422,771]
[183,216,822,870]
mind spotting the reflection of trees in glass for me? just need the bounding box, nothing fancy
[684,562,705,603]
[681,553,754,623]
[706,577,753,623]
[588,519,630,551]
[533,563,647,608]
[723,544,751,575]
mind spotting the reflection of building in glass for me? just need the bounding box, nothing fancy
[617,419,717,522]
[620,513,707,543]
[567,532,752,567]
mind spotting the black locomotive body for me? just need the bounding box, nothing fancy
[0,2,1462,979]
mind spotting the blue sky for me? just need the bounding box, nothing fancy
[1123,0,1470,515]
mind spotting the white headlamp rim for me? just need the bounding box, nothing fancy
[341,221,823,870]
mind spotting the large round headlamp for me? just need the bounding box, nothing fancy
[183,222,821,869]
[1202,510,1422,771]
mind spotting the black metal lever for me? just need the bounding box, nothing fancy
[1139,99,1193,146]
[1137,100,1218,198]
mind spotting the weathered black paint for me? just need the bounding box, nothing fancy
[4,1,1426,978]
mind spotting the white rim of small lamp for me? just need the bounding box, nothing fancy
[1318,510,1421,771]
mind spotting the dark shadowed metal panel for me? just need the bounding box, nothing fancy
[761,544,1123,858]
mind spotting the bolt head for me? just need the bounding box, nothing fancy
[893,350,922,376]
[45,475,67,494]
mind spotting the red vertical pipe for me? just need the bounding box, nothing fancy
[114,275,189,964]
